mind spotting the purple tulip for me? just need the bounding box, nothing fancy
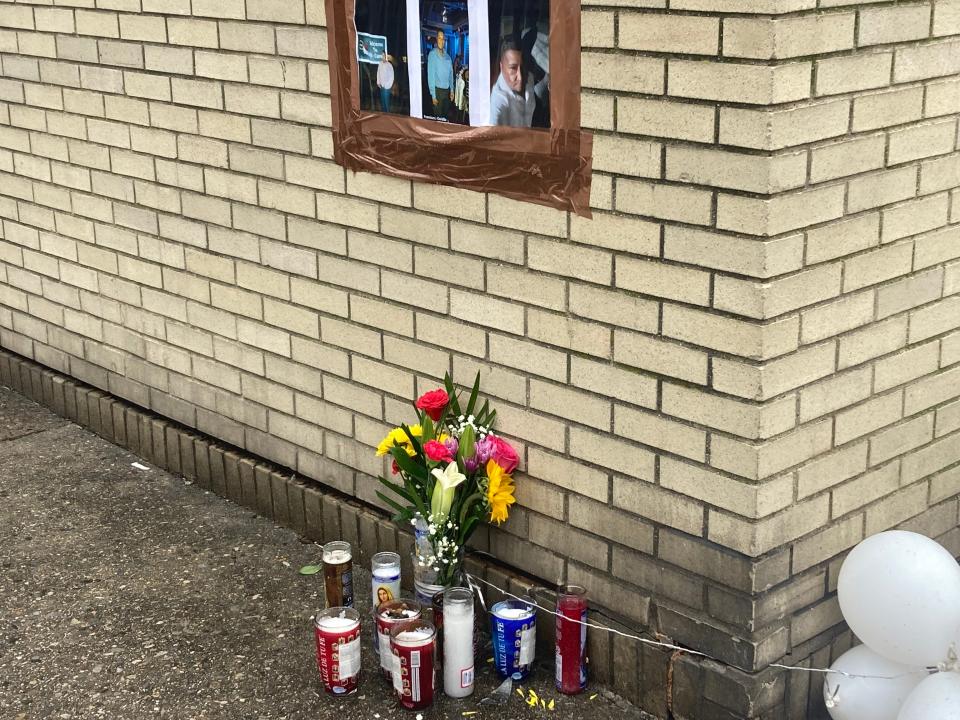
[464,457,478,473]
[444,437,459,455]
[472,436,493,464]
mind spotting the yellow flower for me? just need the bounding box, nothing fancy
[376,425,423,457]
[486,459,516,525]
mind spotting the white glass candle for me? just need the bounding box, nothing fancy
[442,587,475,698]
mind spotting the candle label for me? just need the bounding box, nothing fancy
[392,653,403,693]
[461,666,474,688]
[519,627,535,665]
[372,577,401,608]
[410,650,422,703]
[338,636,361,679]
[323,555,354,608]
[379,632,393,671]
[579,617,587,686]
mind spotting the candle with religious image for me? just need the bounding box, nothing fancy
[442,587,475,698]
[555,585,588,694]
[391,619,437,711]
[314,607,362,695]
[372,551,402,609]
[371,552,401,652]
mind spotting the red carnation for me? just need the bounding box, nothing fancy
[391,459,400,475]
[415,388,449,422]
[423,440,453,464]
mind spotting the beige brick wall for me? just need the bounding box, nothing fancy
[0,0,958,717]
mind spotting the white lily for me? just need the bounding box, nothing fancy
[430,461,466,523]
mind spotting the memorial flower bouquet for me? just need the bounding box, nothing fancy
[376,373,517,588]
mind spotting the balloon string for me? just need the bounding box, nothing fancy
[466,573,933,681]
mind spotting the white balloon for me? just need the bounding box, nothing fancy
[823,645,927,720]
[897,672,960,720]
[838,531,960,667]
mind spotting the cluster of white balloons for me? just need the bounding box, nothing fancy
[824,531,960,720]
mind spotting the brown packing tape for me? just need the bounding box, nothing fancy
[325,0,594,218]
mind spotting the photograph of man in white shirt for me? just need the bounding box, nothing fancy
[377,52,395,113]
[489,37,548,128]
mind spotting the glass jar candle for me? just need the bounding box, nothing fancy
[491,599,536,680]
[322,541,353,608]
[314,607,361,695]
[391,619,437,711]
[376,599,423,680]
[442,587,475,698]
[555,585,588,694]
[371,551,401,653]
[371,551,401,610]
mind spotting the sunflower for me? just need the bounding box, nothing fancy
[485,459,516,524]
[376,425,423,457]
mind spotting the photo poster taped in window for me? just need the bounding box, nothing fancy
[335,0,593,217]
[355,0,550,130]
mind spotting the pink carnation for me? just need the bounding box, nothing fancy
[424,439,454,464]
[489,435,519,474]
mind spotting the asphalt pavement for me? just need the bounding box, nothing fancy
[0,385,650,720]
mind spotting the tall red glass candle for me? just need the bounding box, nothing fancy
[555,585,588,695]
[376,599,422,681]
[391,619,437,711]
[314,607,361,695]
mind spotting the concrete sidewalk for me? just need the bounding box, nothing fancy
[0,385,649,720]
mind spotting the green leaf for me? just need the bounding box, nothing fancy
[423,415,435,442]
[392,446,427,482]
[298,565,321,575]
[444,373,462,416]
[476,399,491,427]
[458,515,481,546]
[378,475,418,505]
[382,474,429,519]
[458,491,484,529]
[401,423,424,457]
[466,371,481,415]
[458,424,476,464]
[377,490,412,520]
[386,456,430,519]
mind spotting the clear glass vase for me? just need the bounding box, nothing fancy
[412,513,465,604]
